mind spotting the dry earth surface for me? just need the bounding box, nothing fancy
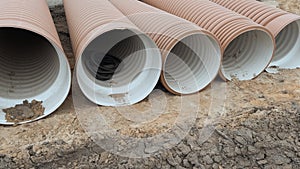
[1,1,300,169]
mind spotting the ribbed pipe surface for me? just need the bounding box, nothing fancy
[143,0,275,81]
[0,0,71,124]
[64,0,162,106]
[110,0,222,94]
[211,0,300,69]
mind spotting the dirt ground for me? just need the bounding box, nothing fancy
[1,1,300,169]
[278,0,300,14]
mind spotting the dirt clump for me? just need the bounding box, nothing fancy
[3,100,45,123]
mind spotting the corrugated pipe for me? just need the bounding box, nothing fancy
[0,0,71,124]
[142,0,275,81]
[110,0,222,94]
[211,0,300,70]
[63,0,162,106]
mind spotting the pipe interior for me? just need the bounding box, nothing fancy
[82,29,147,88]
[164,34,221,94]
[271,20,300,68]
[0,28,60,99]
[221,30,274,80]
[79,29,162,106]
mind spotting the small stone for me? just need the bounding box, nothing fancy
[183,159,191,168]
[237,158,251,167]
[235,147,241,155]
[202,155,214,165]
[177,143,191,155]
[42,141,50,145]
[194,163,205,169]
[187,152,200,166]
[254,141,268,148]
[213,156,222,163]
[176,166,186,169]
[223,147,235,157]
[284,151,295,158]
[55,139,66,145]
[56,150,64,157]
[3,157,11,163]
[212,163,219,169]
[264,165,275,169]
[277,133,286,140]
[166,154,177,166]
[26,145,35,156]
[12,153,18,157]
[282,165,292,169]
[99,152,110,164]
[248,145,259,155]
[272,155,291,165]
[175,155,182,164]
[257,160,268,165]
[235,136,247,145]
[256,153,265,160]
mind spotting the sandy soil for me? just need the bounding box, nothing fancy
[0,1,300,168]
[278,0,300,14]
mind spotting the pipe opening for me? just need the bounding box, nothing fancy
[221,30,274,80]
[164,34,221,94]
[0,28,60,99]
[78,29,162,106]
[271,20,300,68]
[82,31,147,87]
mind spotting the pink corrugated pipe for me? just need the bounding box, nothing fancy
[64,0,162,106]
[0,0,71,124]
[143,0,276,81]
[110,0,222,94]
[211,0,300,71]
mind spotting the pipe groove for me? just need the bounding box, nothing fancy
[64,0,162,106]
[143,0,275,81]
[211,0,300,69]
[110,0,222,94]
[0,0,71,124]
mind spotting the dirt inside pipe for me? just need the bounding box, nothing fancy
[3,100,45,123]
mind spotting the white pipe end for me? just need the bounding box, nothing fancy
[0,28,71,124]
[221,30,274,80]
[267,19,300,71]
[77,28,162,106]
[163,33,221,94]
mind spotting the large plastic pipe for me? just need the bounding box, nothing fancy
[211,0,300,70]
[142,0,275,81]
[0,0,71,124]
[64,0,162,106]
[110,0,222,94]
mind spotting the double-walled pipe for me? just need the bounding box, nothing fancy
[211,0,300,69]
[64,0,162,106]
[0,0,71,124]
[110,0,222,94]
[143,0,275,81]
